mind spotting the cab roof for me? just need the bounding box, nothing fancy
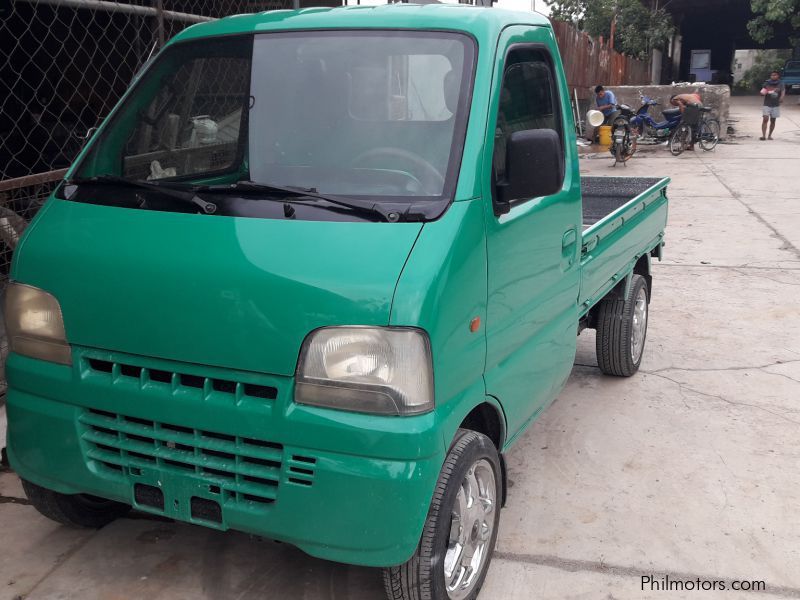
[171,4,551,44]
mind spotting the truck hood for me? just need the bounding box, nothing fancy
[14,200,423,376]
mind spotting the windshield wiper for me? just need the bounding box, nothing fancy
[68,175,218,214]
[196,180,398,222]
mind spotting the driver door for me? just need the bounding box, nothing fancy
[482,26,582,442]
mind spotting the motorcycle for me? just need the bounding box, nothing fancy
[609,95,683,164]
[608,104,636,164]
[629,96,683,140]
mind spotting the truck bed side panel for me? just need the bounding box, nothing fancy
[579,177,669,314]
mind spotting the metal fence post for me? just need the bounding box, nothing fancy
[156,0,165,47]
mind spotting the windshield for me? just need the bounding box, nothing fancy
[785,61,800,74]
[73,30,474,211]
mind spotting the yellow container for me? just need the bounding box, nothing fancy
[598,125,612,147]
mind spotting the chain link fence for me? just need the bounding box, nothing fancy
[0,0,298,391]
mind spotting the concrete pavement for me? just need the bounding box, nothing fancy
[1,95,798,599]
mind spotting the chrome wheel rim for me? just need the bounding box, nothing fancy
[631,286,648,364]
[444,458,496,600]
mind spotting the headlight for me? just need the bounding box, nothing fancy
[295,327,433,415]
[4,283,71,365]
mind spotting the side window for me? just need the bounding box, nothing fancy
[122,53,251,181]
[492,47,562,181]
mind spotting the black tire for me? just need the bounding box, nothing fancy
[610,120,635,163]
[383,430,502,600]
[614,140,624,163]
[669,125,690,156]
[698,119,720,151]
[595,274,650,377]
[627,126,639,157]
[22,479,130,528]
[616,134,637,163]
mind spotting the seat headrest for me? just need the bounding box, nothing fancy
[443,69,460,115]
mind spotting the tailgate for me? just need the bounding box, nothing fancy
[579,176,669,314]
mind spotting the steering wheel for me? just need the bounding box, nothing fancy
[350,147,445,195]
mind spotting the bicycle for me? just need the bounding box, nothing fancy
[669,106,720,156]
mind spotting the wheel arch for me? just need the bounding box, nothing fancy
[608,254,651,301]
[633,253,652,299]
[586,253,652,330]
[451,398,509,506]
[457,400,506,450]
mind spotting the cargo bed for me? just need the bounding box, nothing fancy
[579,176,670,315]
[582,177,664,228]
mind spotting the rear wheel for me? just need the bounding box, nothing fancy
[383,430,501,600]
[669,125,690,156]
[595,274,649,377]
[22,479,130,528]
[698,119,720,151]
[611,120,636,163]
[619,135,637,162]
[614,140,624,163]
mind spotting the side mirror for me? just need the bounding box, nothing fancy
[495,128,564,216]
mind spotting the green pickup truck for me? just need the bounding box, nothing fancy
[4,5,668,599]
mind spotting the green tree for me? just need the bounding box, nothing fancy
[748,0,800,45]
[547,0,586,22]
[736,49,792,92]
[546,0,674,60]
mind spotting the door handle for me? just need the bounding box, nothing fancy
[562,229,577,249]
[561,228,577,269]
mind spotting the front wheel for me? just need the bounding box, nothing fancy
[698,119,720,151]
[22,479,131,528]
[383,430,501,600]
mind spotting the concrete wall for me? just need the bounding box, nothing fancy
[733,49,759,84]
[602,84,731,139]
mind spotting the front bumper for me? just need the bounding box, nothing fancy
[6,349,444,567]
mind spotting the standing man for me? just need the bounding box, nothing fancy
[761,70,785,140]
[586,85,620,142]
